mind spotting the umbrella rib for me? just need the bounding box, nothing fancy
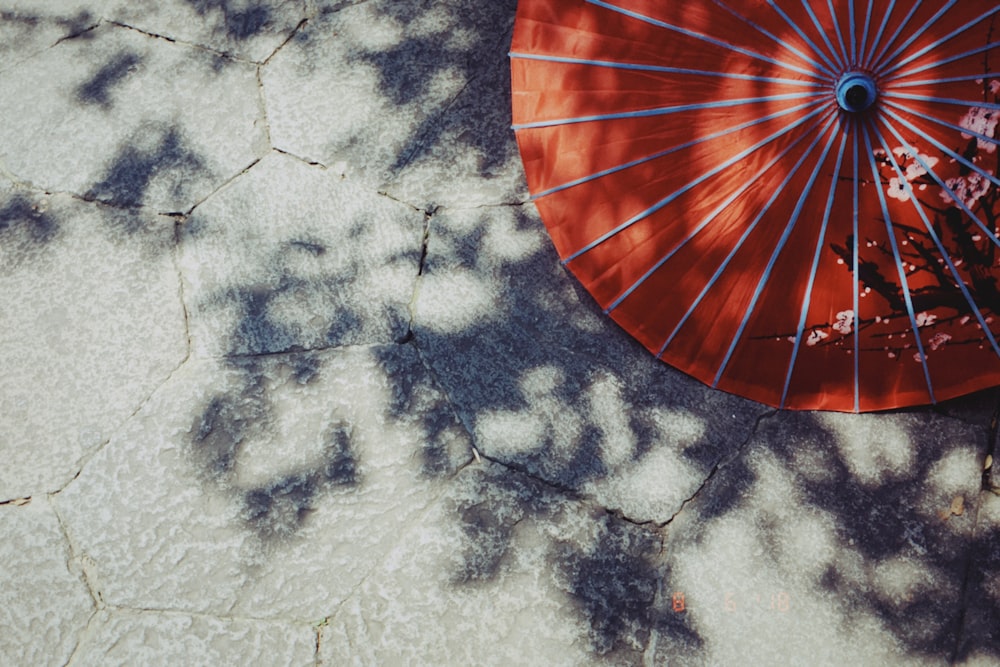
[604,114,825,314]
[715,117,844,388]
[884,40,1000,83]
[562,105,830,264]
[887,73,1000,89]
[884,100,1000,153]
[584,0,829,81]
[883,92,1000,115]
[858,0,876,68]
[867,1,923,73]
[876,118,1000,360]
[852,127,861,413]
[510,91,822,131]
[782,130,849,409]
[861,0,898,69]
[880,104,1000,191]
[869,0,958,72]
[825,0,850,69]
[800,0,846,70]
[879,3,1000,78]
[656,111,838,358]
[531,99,826,200]
[767,1,841,74]
[881,105,1000,250]
[711,0,837,78]
[508,52,826,87]
[862,123,936,404]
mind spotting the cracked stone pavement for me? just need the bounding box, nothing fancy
[3,1,1000,665]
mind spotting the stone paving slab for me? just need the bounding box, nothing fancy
[69,609,315,666]
[0,21,267,212]
[0,185,186,499]
[3,1,1000,665]
[178,151,425,357]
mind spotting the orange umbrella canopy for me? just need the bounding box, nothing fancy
[510,0,1000,412]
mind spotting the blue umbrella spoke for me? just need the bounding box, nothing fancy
[858,0,876,69]
[584,0,829,81]
[800,0,846,70]
[879,3,1000,78]
[880,106,1000,251]
[869,0,957,72]
[825,0,850,69]
[862,123,936,404]
[879,105,1000,191]
[511,91,824,131]
[883,100,1000,157]
[866,1,923,73]
[852,129,861,412]
[531,99,827,200]
[882,93,1000,113]
[710,0,837,78]
[767,0,841,74]
[884,40,1000,83]
[562,104,830,264]
[861,0,898,69]
[875,117,1000,359]
[782,129,849,408]
[656,112,839,359]
[887,73,1000,89]
[605,111,829,314]
[508,52,828,87]
[712,115,843,389]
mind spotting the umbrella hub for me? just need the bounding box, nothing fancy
[836,71,878,113]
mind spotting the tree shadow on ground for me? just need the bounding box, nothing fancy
[50,0,1000,661]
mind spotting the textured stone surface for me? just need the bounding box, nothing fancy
[0,22,267,212]
[55,345,470,619]
[321,461,667,665]
[70,609,315,666]
[0,1,100,75]
[262,0,527,209]
[0,499,93,667]
[413,204,770,523]
[179,152,425,357]
[5,0,1000,663]
[0,187,186,499]
[656,410,986,665]
[98,0,308,63]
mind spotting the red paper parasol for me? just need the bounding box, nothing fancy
[510,0,1000,411]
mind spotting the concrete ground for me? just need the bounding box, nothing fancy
[2,1,1000,665]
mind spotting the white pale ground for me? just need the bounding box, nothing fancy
[413,205,772,524]
[262,0,527,209]
[0,499,93,667]
[55,346,470,620]
[320,462,634,667]
[0,186,186,499]
[96,0,308,63]
[69,609,315,667]
[0,22,267,212]
[2,0,1000,664]
[179,151,424,357]
[658,411,984,666]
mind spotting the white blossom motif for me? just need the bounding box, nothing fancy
[832,309,854,334]
[940,170,993,209]
[883,147,938,202]
[928,332,952,351]
[915,311,937,327]
[959,106,999,153]
[806,329,828,346]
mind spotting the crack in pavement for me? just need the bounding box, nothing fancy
[659,408,779,528]
[262,17,310,66]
